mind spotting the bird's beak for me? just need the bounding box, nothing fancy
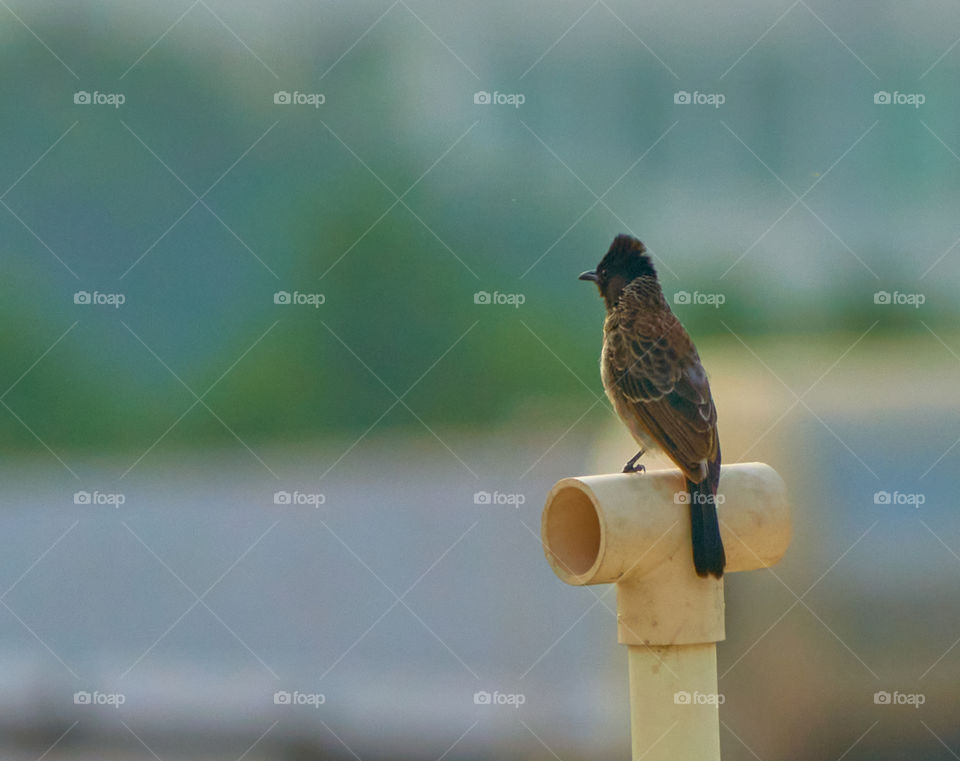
[579,270,599,282]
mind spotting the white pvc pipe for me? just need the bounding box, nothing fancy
[629,643,720,761]
[540,462,791,760]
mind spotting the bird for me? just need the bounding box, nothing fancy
[579,234,726,577]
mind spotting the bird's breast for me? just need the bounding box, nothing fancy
[600,341,660,454]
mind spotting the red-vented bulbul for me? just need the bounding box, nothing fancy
[580,234,726,577]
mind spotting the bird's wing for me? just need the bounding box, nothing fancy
[606,285,717,477]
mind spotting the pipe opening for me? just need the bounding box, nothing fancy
[544,486,601,577]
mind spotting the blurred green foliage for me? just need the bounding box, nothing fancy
[1,7,957,452]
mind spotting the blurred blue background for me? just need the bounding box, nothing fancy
[2,1,960,759]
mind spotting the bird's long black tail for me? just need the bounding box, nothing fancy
[688,447,725,578]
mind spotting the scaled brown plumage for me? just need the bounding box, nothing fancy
[581,234,726,577]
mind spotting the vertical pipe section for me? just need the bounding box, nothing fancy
[628,643,720,761]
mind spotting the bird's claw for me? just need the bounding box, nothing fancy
[622,449,646,473]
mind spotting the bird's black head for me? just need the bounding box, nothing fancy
[579,234,657,308]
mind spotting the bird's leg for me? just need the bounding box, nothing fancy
[622,448,646,473]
